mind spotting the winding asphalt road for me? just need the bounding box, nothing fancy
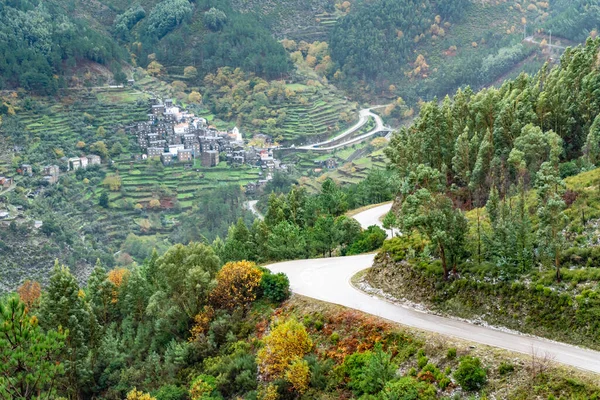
[292,107,393,152]
[268,203,600,374]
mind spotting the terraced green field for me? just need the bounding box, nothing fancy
[114,161,261,211]
[278,86,357,144]
[14,89,149,160]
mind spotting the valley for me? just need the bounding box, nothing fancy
[2,0,600,399]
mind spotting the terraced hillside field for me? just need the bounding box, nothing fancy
[278,85,358,144]
[281,140,388,191]
[111,161,261,211]
[11,88,149,164]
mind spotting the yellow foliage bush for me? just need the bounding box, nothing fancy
[210,261,263,310]
[257,318,312,379]
[258,384,279,400]
[126,388,156,400]
[285,357,311,394]
[103,175,122,191]
[149,199,161,209]
[189,375,218,400]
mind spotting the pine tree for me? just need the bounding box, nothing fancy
[87,260,115,326]
[536,161,568,282]
[0,296,66,399]
[39,261,93,397]
[584,114,600,165]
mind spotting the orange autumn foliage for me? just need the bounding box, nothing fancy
[107,268,130,303]
[210,261,263,310]
[189,305,215,341]
[17,280,41,310]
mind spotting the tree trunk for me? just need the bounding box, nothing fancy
[476,207,481,265]
[555,250,561,282]
[440,244,449,280]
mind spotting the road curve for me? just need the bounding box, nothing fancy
[268,204,600,374]
[351,203,398,238]
[296,107,393,152]
[245,200,263,220]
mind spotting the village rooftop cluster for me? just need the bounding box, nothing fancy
[132,98,283,172]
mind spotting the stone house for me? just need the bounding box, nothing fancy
[21,164,33,176]
[68,157,82,171]
[147,147,163,157]
[177,149,193,163]
[191,142,201,157]
[0,177,13,188]
[87,155,101,165]
[152,104,165,116]
[79,156,89,169]
[245,182,257,193]
[161,153,174,166]
[42,165,60,184]
[325,158,338,169]
[201,150,219,167]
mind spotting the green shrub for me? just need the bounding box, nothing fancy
[454,356,487,391]
[447,347,457,359]
[260,271,290,303]
[380,233,428,261]
[379,377,436,400]
[439,377,451,390]
[417,356,429,369]
[330,332,340,344]
[396,344,418,363]
[498,362,515,375]
[153,385,187,400]
[306,354,335,391]
[347,225,387,255]
[314,319,324,331]
[344,345,397,395]
[419,363,442,381]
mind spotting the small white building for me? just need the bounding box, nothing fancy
[168,144,185,156]
[87,155,101,165]
[79,156,89,169]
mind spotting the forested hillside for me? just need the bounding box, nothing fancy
[544,0,600,41]
[327,0,600,102]
[366,37,600,350]
[0,0,126,94]
[330,0,468,82]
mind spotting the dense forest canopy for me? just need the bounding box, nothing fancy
[329,0,469,82]
[387,37,600,200]
[123,0,292,79]
[544,0,600,41]
[0,0,126,94]
[0,0,292,93]
[385,37,600,279]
